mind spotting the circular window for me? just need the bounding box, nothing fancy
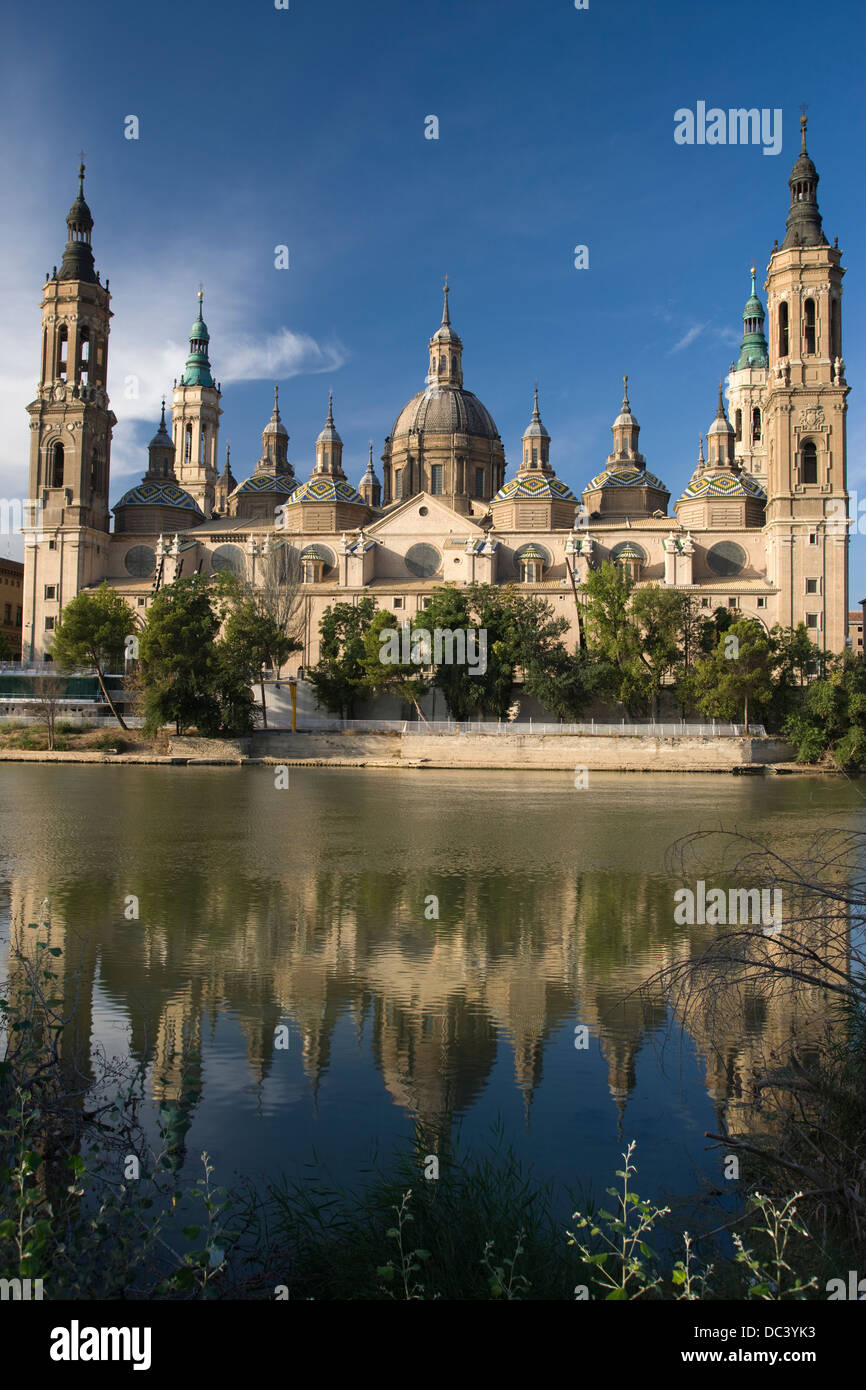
[211,544,246,574]
[610,541,647,565]
[124,544,156,578]
[418,506,429,516]
[707,541,747,577]
[513,543,552,571]
[405,543,441,579]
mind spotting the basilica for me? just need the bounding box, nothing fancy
[22,116,850,670]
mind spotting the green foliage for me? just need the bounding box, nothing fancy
[690,618,775,731]
[361,609,430,718]
[137,574,221,736]
[783,653,866,767]
[307,596,377,718]
[50,582,131,729]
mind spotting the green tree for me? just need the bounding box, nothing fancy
[219,587,298,730]
[50,582,132,729]
[783,653,866,768]
[628,585,688,719]
[137,575,222,735]
[307,596,376,718]
[361,609,430,720]
[691,618,776,733]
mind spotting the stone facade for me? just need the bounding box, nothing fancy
[22,122,851,670]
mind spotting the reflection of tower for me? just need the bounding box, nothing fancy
[150,986,204,1174]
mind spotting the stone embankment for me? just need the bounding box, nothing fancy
[0,731,828,773]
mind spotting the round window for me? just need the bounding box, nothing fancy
[124,544,156,578]
[418,505,429,516]
[707,541,746,577]
[405,543,441,579]
[211,544,245,574]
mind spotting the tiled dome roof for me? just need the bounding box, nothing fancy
[678,471,766,502]
[230,472,297,498]
[114,481,203,513]
[586,466,667,491]
[493,474,576,502]
[286,476,364,505]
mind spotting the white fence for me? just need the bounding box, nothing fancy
[277,718,766,738]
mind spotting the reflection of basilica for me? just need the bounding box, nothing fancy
[6,834,848,1167]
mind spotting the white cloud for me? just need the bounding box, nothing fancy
[669,323,706,354]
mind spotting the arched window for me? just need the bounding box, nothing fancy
[778,301,789,357]
[734,409,742,441]
[830,299,840,359]
[49,443,64,489]
[751,408,761,443]
[184,423,192,463]
[57,326,68,381]
[394,469,403,499]
[78,328,90,384]
[199,428,206,464]
[531,447,538,465]
[801,441,818,485]
[803,299,816,355]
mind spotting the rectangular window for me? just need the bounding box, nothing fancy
[430,465,443,495]
[756,597,767,609]
[137,597,146,607]
[3,604,10,622]
[728,597,738,609]
[805,613,819,629]
[44,584,56,600]
[393,597,404,609]
[44,616,55,630]
[394,470,403,500]
[474,467,485,498]
[700,598,711,608]
[48,540,57,551]
[808,532,819,546]
[805,578,818,594]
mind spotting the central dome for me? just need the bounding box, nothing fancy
[390,384,500,441]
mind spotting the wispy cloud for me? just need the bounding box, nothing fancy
[669,323,706,354]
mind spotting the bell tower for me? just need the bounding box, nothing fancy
[172,290,222,516]
[23,162,116,659]
[763,114,848,654]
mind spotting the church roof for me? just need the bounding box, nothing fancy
[113,481,203,513]
[390,384,500,441]
[677,471,766,502]
[586,466,667,491]
[493,474,576,502]
[230,472,297,498]
[286,476,364,505]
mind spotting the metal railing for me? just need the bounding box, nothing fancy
[274,718,766,738]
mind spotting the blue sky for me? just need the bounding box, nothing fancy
[1,0,864,595]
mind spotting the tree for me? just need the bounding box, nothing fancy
[0,629,14,661]
[691,618,776,733]
[27,672,69,750]
[361,609,430,720]
[628,585,688,719]
[580,563,642,706]
[251,543,304,673]
[219,596,297,730]
[783,653,866,768]
[50,583,131,729]
[137,575,221,735]
[307,596,376,718]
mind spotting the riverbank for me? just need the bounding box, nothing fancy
[0,729,841,773]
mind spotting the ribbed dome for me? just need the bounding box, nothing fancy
[391,385,500,441]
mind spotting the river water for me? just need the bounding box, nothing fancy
[0,765,861,1226]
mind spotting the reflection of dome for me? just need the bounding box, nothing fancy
[391,386,500,441]
[586,466,666,491]
[494,475,576,502]
[286,476,363,505]
[114,481,203,514]
[678,472,765,502]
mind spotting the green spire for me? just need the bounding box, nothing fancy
[181,288,215,387]
[735,266,768,371]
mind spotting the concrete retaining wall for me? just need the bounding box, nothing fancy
[247,730,794,771]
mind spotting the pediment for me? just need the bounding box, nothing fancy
[366,492,487,538]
